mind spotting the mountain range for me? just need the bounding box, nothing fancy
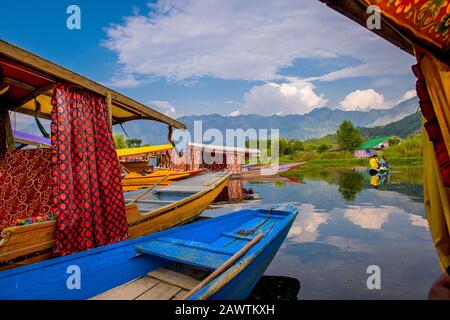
[18,96,420,145]
[359,111,421,138]
[116,96,419,144]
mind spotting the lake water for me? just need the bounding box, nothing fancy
[204,166,441,300]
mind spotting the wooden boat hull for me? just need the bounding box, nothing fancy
[369,167,390,176]
[122,170,203,187]
[0,173,229,271]
[126,173,229,238]
[121,161,151,174]
[0,204,297,300]
[242,162,305,178]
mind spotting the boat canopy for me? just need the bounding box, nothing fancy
[319,0,449,63]
[117,144,174,157]
[189,142,261,156]
[0,39,185,129]
[13,130,51,147]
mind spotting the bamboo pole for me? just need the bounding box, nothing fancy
[128,174,171,205]
[181,232,264,300]
[4,110,15,150]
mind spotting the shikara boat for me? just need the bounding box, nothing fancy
[121,168,205,190]
[0,172,229,271]
[117,144,174,174]
[0,204,297,300]
[242,162,305,178]
[369,167,390,176]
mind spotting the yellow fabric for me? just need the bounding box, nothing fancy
[19,90,136,120]
[423,126,450,271]
[419,48,450,271]
[117,144,173,157]
[370,175,380,188]
[369,158,379,169]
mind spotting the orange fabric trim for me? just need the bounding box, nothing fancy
[362,0,450,50]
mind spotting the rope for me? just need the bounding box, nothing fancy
[34,99,50,138]
[236,208,274,236]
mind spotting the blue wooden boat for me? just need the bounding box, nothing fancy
[0,204,297,300]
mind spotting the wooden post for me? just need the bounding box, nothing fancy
[4,110,15,151]
[106,91,113,130]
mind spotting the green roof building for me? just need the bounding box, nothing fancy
[354,136,392,158]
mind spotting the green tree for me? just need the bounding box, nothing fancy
[336,120,363,151]
[126,138,142,148]
[113,133,127,149]
[290,139,304,152]
[317,142,331,153]
[278,137,290,155]
[338,170,364,201]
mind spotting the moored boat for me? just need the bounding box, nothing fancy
[117,144,174,174]
[0,204,297,300]
[0,39,228,271]
[121,168,205,189]
[0,172,229,270]
[242,162,305,178]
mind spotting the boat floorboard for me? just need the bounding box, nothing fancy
[90,267,207,300]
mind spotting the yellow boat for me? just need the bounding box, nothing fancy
[121,169,205,188]
[118,145,173,174]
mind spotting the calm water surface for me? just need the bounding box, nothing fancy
[203,166,441,299]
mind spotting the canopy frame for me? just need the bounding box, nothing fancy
[0,39,186,129]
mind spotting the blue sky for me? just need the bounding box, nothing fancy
[0,0,417,118]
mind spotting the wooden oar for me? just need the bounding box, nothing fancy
[181,232,264,300]
[128,174,171,205]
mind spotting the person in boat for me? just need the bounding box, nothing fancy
[379,155,390,169]
[369,154,380,170]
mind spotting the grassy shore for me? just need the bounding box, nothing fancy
[289,156,423,169]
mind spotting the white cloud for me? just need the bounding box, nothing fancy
[110,74,141,88]
[224,100,241,106]
[104,0,414,83]
[344,206,389,230]
[287,204,328,243]
[150,100,178,117]
[241,79,327,116]
[229,110,241,117]
[400,89,417,102]
[410,215,429,229]
[339,89,386,111]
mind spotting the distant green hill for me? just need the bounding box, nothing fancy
[302,111,421,146]
[358,111,421,138]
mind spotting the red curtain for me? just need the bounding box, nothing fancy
[51,84,128,256]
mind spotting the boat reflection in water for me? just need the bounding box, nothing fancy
[248,276,301,301]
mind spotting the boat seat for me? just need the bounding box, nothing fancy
[0,148,53,232]
[154,186,204,194]
[135,237,235,270]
